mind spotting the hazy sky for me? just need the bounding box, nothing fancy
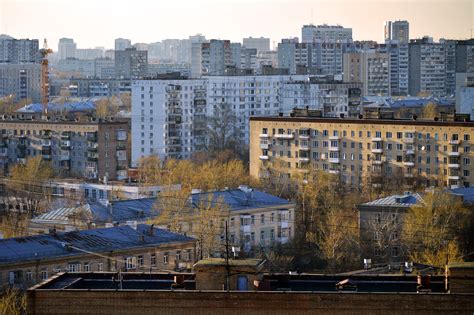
[1,0,473,50]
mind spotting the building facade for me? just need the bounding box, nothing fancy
[114,48,148,79]
[0,224,196,289]
[0,63,41,102]
[0,117,130,180]
[114,38,132,51]
[343,52,390,96]
[384,21,409,44]
[301,24,353,43]
[57,38,77,60]
[0,35,39,63]
[249,112,474,190]
[243,37,271,53]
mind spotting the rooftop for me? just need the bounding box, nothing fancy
[190,186,293,211]
[194,258,265,267]
[0,224,194,265]
[359,192,423,208]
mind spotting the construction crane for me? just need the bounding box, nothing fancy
[39,39,53,115]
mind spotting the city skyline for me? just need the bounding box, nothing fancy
[1,0,472,50]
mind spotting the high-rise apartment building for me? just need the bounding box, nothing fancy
[409,37,446,97]
[379,41,409,96]
[114,38,132,51]
[243,37,271,53]
[201,40,232,76]
[455,39,474,73]
[384,21,409,44]
[58,38,77,60]
[0,35,39,63]
[302,24,353,43]
[343,52,390,96]
[0,63,41,102]
[249,111,474,190]
[114,48,148,79]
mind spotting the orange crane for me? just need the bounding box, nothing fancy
[39,39,53,115]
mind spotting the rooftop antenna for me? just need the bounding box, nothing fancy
[39,39,53,117]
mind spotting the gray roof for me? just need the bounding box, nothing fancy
[0,224,194,265]
[360,193,423,208]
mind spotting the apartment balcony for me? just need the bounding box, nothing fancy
[278,221,289,229]
[448,175,460,180]
[403,138,415,144]
[403,161,415,167]
[328,169,340,175]
[371,137,383,142]
[0,151,8,158]
[299,157,310,163]
[405,149,415,155]
[404,173,414,178]
[260,143,270,150]
[299,145,310,151]
[278,236,289,244]
[448,151,461,157]
[329,135,340,140]
[329,158,340,164]
[275,133,294,139]
[60,132,70,140]
[299,133,310,139]
[17,158,26,164]
[42,155,51,160]
[371,148,383,154]
[59,154,71,161]
[449,139,461,145]
[372,160,383,165]
[117,165,127,171]
[0,142,8,148]
[259,133,269,138]
[240,225,251,234]
[87,157,98,162]
[116,143,127,151]
[41,132,52,139]
[328,146,340,152]
[448,163,461,169]
[87,134,97,142]
[259,155,269,160]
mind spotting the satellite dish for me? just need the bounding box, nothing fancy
[421,146,426,151]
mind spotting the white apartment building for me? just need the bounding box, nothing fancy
[131,78,207,164]
[302,24,353,43]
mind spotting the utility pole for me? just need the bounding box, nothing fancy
[225,220,230,292]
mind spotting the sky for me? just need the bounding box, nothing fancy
[1,0,473,50]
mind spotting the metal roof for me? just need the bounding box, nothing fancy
[16,101,96,113]
[190,188,292,211]
[360,193,423,208]
[0,224,194,265]
[449,187,474,204]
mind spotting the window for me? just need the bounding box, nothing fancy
[271,213,274,222]
[163,253,169,264]
[230,217,235,227]
[260,231,265,241]
[260,214,265,224]
[68,263,81,272]
[83,262,90,272]
[151,254,156,267]
[270,229,275,240]
[176,252,181,261]
[138,255,144,267]
[41,269,48,280]
[98,263,103,271]
[126,257,137,270]
[392,246,399,257]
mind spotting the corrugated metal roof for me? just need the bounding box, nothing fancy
[0,224,194,265]
[16,101,96,113]
[449,187,474,204]
[190,188,292,211]
[360,193,423,208]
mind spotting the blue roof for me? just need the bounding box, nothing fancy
[33,198,157,225]
[190,188,292,212]
[389,98,453,109]
[449,187,474,204]
[88,198,157,223]
[16,101,96,113]
[360,193,423,208]
[0,224,194,265]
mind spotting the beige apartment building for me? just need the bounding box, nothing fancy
[0,116,130,180]
[343,52,390,96]
[250,111,474,190]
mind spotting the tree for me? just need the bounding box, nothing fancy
[403,190,468,268]
[422,102,438,119]
[0,288,26,315]
[0,213,29,238]
[5,156,54,215]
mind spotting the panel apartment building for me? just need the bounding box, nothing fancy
[249,111,474,190]
[0,116,130,180]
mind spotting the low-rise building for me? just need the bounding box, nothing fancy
[0,224,196,289]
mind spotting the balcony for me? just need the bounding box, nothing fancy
[405,149,415,155]
[372,160,383,165]
[0,151,7,158]
[278,236,289,244]
[87,134,97,142]
[299,157,310,163]
[259,155,269,160]
[116,143,127,151]
[299,145,310,151]
[329,158,340,164]
[328,145,339,152]
[449,139,461,145]
[60,132,70,140]
[371,148,383,154]
[278,221,289,229]
[299,133,310,139]
[259,143,269,150]
[371,137,383,142]
[448,175,460,180]
[448,151,461,157]
[404,173,414,178]
[42,155,51,160]
[403,138,415,144]
[259,133,269,138]
[275,133,294,139]
[329,135,340,140]
[403,161,415,167]
[240,225,251,234]
[448,163,460,169]
[328,169,340,175]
